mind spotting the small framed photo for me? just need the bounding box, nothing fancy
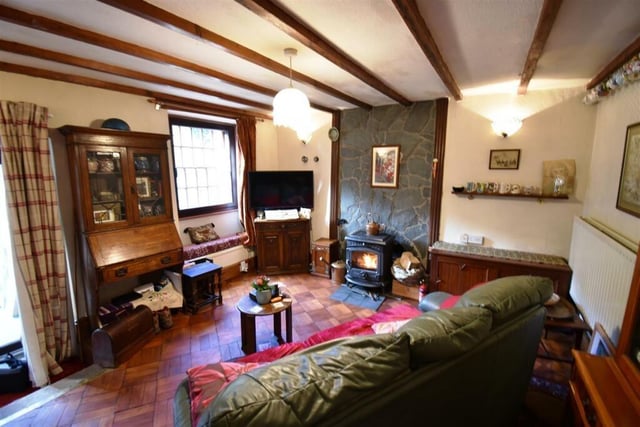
[489,149,521,170]
[588,322,615,356]
[616,122,640,218]
[371,145,400,188]
[93,209,114,223]
[136,177,151,198]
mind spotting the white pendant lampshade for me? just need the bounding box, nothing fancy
[273,87,310,129]
[273,48,312,141]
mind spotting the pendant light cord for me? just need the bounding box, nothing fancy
[289,55,293,88]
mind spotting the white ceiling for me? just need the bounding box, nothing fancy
[1,0,639,118]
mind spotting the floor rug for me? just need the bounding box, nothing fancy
[528,375,569,400]
[330,285,386,311]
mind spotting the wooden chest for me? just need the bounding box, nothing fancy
[91,305,155,368]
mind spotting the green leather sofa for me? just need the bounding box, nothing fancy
[174,275,553,427]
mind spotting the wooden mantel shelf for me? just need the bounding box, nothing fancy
[452,191,569,201]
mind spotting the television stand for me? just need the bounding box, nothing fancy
[255,218,310,275]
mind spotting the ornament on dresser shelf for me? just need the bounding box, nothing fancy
[87,157,99,173]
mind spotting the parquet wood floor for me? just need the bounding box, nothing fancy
[3,273,573,426]
[4,274,411,426]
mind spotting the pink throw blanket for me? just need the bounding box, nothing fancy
[236,303,421,363]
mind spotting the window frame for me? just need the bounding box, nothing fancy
[169,116,238,218]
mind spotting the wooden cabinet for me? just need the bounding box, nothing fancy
[311,238,339,278]
[569,249,640,426]
[61,126,173,232]
[429,243,572,298]
[255,218,310,275]
[430,254,499,295]
[60,125,183,363]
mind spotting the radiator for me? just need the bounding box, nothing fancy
[568,216,638,343]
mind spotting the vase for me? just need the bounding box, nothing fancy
[255,289,272,305]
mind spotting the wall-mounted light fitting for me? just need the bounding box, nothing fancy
[491,118,522,138]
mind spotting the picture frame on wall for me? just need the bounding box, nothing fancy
[489,149,521,170]
[371,145,400,188]
[616,122,640,218]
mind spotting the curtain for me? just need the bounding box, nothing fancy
[0,101,70,386]
[236,116,257,247]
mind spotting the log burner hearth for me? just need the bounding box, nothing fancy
[345,231,394,299]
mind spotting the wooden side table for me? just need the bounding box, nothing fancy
[182,261,222,314]
[236,294,292,354]
[539,297,590,363]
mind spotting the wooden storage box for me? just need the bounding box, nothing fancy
[91,305,155,368]
[392,279,419,301]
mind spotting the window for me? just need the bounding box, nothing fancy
[169,117,237,218]
[0,164,21,349]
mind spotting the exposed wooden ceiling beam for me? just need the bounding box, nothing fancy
[237,0,411,106]
[0,4,333,114]
[0,62,270,120]
[0,39,273,112]
[587,35,640,90]
[151,95,271,121]
[518,0,563,95]
[392,0,462,101]
[98,0,369,110]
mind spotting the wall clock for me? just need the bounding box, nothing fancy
[328,127,340,142]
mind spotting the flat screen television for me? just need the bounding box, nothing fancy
[248,170,314,210]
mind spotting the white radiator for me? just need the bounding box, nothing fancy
[568,216,638,344]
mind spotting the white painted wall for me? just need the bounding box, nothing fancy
[256,111,332,241]
[583,83,640,244]
[0,71,333,257]
[441,90,597,258]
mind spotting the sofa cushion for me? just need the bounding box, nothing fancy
[455,275,553,326]
[202,333,410,426]
[396,306,492,365]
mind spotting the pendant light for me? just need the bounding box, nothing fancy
[273,48,312,142]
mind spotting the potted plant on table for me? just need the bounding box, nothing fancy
[252,275,272,305]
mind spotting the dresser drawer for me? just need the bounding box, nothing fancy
[99,248,183,282]
[257,219,306,232]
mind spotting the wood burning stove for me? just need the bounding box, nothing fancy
[345,231,394,297]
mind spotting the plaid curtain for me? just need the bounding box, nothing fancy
[0,101,70,381]
[236,116,257,247]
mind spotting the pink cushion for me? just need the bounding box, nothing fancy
[441,282,487,309]
[187,361,260,426]
[440,295,461,309]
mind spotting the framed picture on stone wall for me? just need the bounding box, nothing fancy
[371,145,400,188]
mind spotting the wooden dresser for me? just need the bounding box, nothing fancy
[428,241,572,298]
[60,125,183,364]
[569,249,640,426]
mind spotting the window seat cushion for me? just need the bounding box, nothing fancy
[183,232,248,261]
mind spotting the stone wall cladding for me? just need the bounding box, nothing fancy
[339,101,436,266]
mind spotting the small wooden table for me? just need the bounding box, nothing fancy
[182,261,223,314]
[539,297,590,363]
[236,294,293,354]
